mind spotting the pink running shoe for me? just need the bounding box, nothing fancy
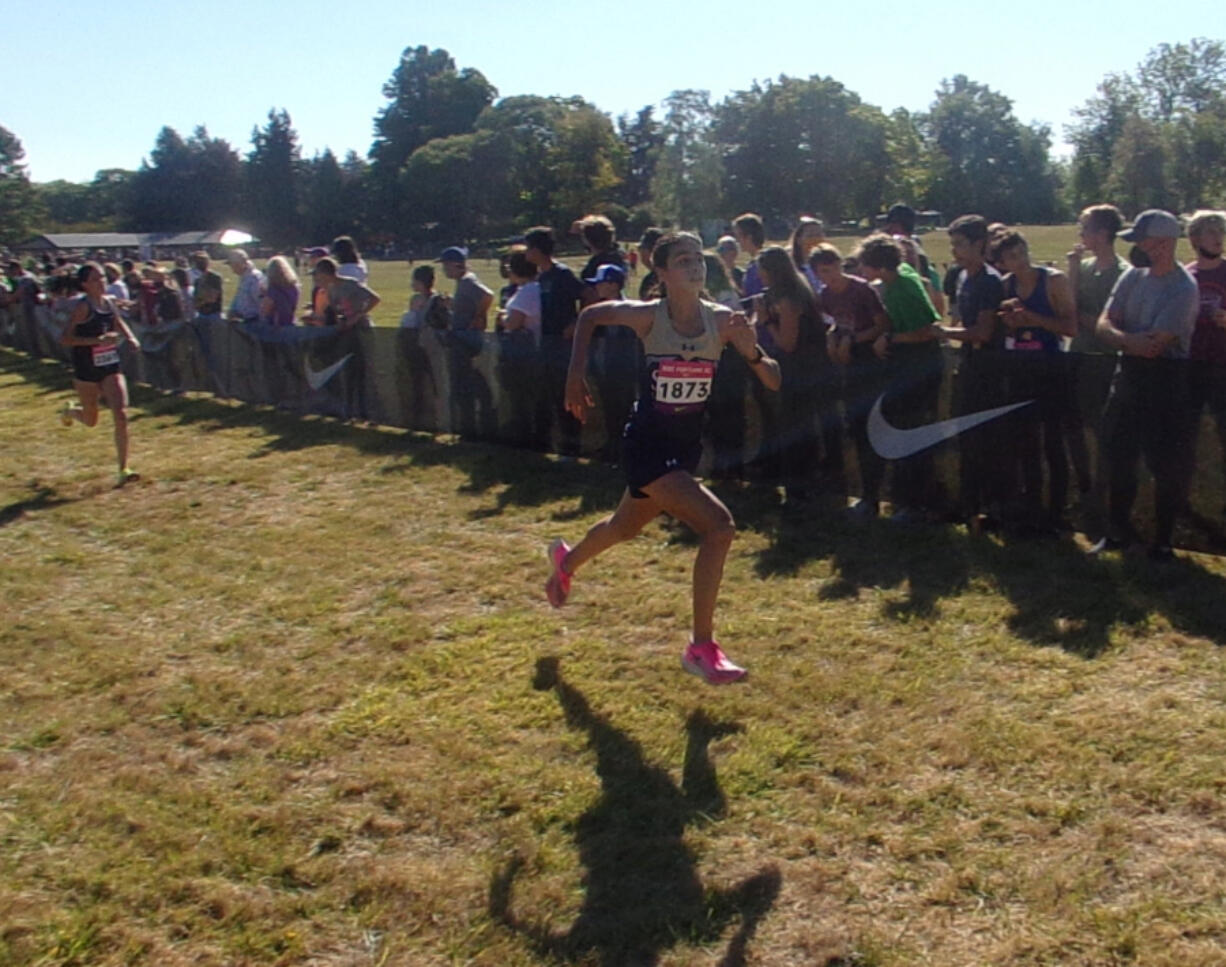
[682,639,747,685]
[545,539,572,608]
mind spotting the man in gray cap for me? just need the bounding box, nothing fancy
[1092,209,1199,559]
[437,246,494,439]
[438,246,492,332]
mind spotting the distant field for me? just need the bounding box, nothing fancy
[138,225,1188,328]
[6,341,1226,965]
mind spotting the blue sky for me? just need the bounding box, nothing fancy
[7,0,1200,184]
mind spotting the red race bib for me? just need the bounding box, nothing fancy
[653,359,714,411]
[91,343,119,367]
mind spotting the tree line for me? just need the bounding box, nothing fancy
[1,38,1223,249]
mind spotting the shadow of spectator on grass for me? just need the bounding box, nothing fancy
[750,498,973,620]
[490,657,781,966]
[749,498,1226,658]
[125,372,618,518]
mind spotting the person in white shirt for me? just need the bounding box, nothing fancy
[103,262,129,302]
[226,249,266,322]
[501,251,542,345]
[331,235,368,283]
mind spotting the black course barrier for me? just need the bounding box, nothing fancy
[6,303,1226,555]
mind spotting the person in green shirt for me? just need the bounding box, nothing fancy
[858,234,944,522]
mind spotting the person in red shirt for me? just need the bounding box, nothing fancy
[811,244,889,517]
[1186,209,1226,517]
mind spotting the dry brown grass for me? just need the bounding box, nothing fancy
[5,345,1226,966]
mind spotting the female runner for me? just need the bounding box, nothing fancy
[59,261,142,485]
[545,233,781,684]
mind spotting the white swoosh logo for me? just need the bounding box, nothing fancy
[867,393,1032,459]
[304,353,353,390]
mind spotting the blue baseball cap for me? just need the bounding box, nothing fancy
[437,246,469,263]
[584,264,626,287]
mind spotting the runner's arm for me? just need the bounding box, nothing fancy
[565,301,654,420]
[110,298,141,351]
[59,299,94,347]
[718,308,780,391]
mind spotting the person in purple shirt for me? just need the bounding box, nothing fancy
[1186,210,1226,524]
[260,256,300,326]
[732,212,766,299]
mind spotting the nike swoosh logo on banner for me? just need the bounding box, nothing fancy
[304,353,353,390]
[867,394,1032,459]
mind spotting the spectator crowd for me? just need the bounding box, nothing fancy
[3,203,1225,559]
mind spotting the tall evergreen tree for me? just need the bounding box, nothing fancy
[245,109,301,247]
[369,46,496,231]
[0,126,42,245]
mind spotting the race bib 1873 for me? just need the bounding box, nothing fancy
[91,344,119,367]
[653,358,715,411]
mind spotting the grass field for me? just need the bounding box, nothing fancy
[5,337,1226,966]
[335,225,1196,331]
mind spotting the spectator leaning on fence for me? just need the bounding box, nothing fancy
[226,249,265,324]
[940,214,1007,527]
[103,262,129,302]
[995,228,1077,532]
[812,242,889,519]
[312,257,379,330]
[401,264,450,331]
[501,251,543,345]
[858,233,944,522]
[439,246,492,332]
[1092,209,1199,561]
[331,235,368,283]
[576,214,626,306]
[191,252,224,322]
[1184,209,1226,512]
[260,255,300,327]
[524,226,585,457]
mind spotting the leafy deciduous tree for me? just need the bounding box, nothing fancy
[651,90,724,230]
[369,46,496,230]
